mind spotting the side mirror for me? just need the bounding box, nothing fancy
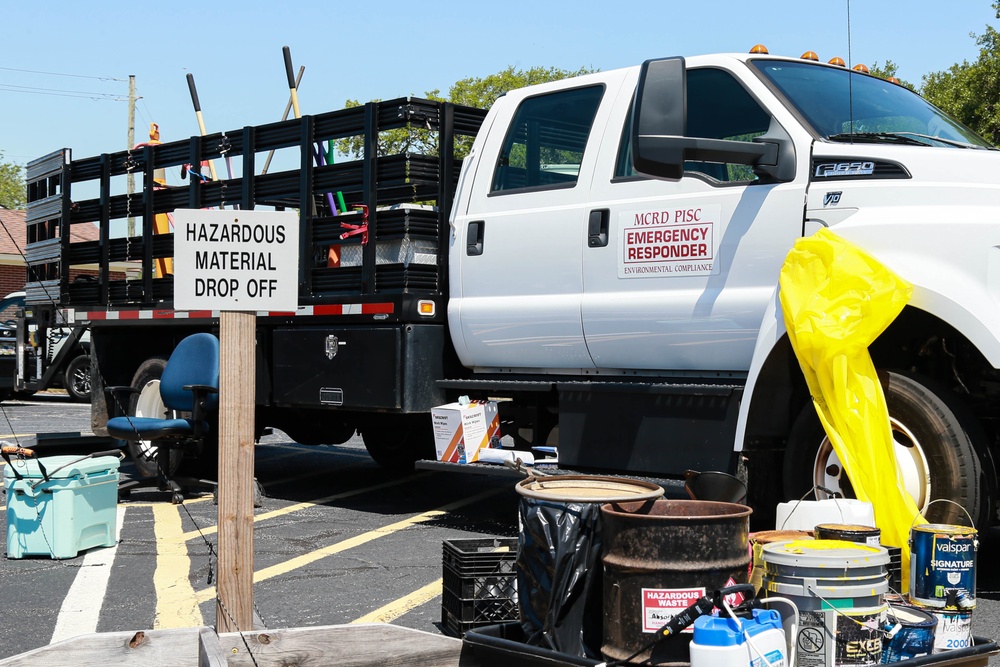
[631,57,687,180]
[631,57,785,182]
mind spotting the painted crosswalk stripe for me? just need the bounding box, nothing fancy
[49,506,127,643]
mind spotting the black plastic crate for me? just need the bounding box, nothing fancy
[443,562,517,600]
[442,593,519,638]
[442,537,518,575]
[441,537,519,636]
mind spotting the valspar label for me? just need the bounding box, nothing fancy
[619,204,721,278]
[641,587,704,633]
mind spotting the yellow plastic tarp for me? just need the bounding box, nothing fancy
[778,228,925,591]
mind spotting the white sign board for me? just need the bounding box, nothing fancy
[173,209,299,312]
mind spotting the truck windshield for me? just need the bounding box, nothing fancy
[751,59,993,149]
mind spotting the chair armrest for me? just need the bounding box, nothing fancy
[183,384,219,395]
[185,384,219,437]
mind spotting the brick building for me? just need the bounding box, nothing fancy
[0,207,129,296]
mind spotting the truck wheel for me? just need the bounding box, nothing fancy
[64,354,92,402]
[123,357,182,478]
[783,371,988,527]
[361,414,435,470]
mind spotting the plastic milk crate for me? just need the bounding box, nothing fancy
[441,537,519,636]
[4,455,120,559]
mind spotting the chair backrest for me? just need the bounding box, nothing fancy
[159,333,220,412]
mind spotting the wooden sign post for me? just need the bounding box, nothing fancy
[173,209,298,633]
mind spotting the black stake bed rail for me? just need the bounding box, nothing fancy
[24,98,487,318]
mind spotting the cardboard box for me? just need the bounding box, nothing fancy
[432,401,500,463]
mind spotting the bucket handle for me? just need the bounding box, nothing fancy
[911,498,976,530]
[779,485,845,530]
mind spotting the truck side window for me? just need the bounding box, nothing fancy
[615,68,770,183]
[491,85,604,193]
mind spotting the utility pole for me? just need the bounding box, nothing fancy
[127,74,136,238]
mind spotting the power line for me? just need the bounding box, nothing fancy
[0,83,126,101]
[0,65,125,82]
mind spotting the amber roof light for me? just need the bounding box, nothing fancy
[749,44,769,54]
[828,56,846,67]
[801,51,820,61]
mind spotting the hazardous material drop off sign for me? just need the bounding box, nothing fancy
[173,209,299,312]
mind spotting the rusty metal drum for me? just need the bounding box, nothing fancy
[600,499,752,666]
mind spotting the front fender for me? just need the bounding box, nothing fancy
[833,209,1000,369]
[736,285,786,451]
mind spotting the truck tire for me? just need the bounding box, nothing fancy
[783,370,988,527]
[124,357,182,478]
[361,414,435,470]
[64,354,92,402]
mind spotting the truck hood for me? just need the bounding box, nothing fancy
[806,143,1000,366]
[807,143,1000,215]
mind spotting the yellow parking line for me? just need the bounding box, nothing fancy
[192,486,506,604]
[351,579,443,624]
[180,473,427,542]
[152,503,203,628]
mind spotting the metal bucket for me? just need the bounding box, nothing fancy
[909,523,977,610]
[931,609,973,653]
[815,523,882,547]
[515,476,663,659]
[762,539,889,667]
[881,603,937,663]
[749,530,812,592]
[600,499,751,666]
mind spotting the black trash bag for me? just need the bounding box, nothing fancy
[517,497,603,659]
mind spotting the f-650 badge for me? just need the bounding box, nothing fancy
[815,161,876,177]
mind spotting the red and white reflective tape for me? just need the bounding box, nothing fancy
[66,302,394,323]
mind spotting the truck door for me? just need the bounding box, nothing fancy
[453,80,620,370]
[582,67,807,372]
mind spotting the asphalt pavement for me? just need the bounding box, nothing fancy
[0,393,999,664]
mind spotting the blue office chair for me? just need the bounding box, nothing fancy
[107,333,219,504]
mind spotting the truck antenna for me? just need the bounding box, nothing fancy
[847,0,855,136]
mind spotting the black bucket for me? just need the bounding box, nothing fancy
[515,476,663,659]
[600,499,752,666]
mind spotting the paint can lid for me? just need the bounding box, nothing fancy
[762,538,890,568]
[515,475,664,503]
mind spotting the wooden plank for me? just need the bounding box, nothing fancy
[198,627,229,667]
[216,310,256,633]
[219,624,466,667]
[0,627,205,667]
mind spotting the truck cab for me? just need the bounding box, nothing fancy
[449,52,1000,527]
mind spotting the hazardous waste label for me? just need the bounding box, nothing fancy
[619,204,720,278]
[641,587,705,633]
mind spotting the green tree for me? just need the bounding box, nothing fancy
[868,60,917,92]
[920,2,1000,145]
[336,65,595,159]
[0,155,25,210]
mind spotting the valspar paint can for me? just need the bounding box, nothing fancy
[909,523,977,610]
[931,609,973,653]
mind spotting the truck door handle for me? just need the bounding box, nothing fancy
[588,209,609,248]
[467,220,485,256]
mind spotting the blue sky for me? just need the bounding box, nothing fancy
[1,1,996,168]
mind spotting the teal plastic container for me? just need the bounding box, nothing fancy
[5,455,120,559]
